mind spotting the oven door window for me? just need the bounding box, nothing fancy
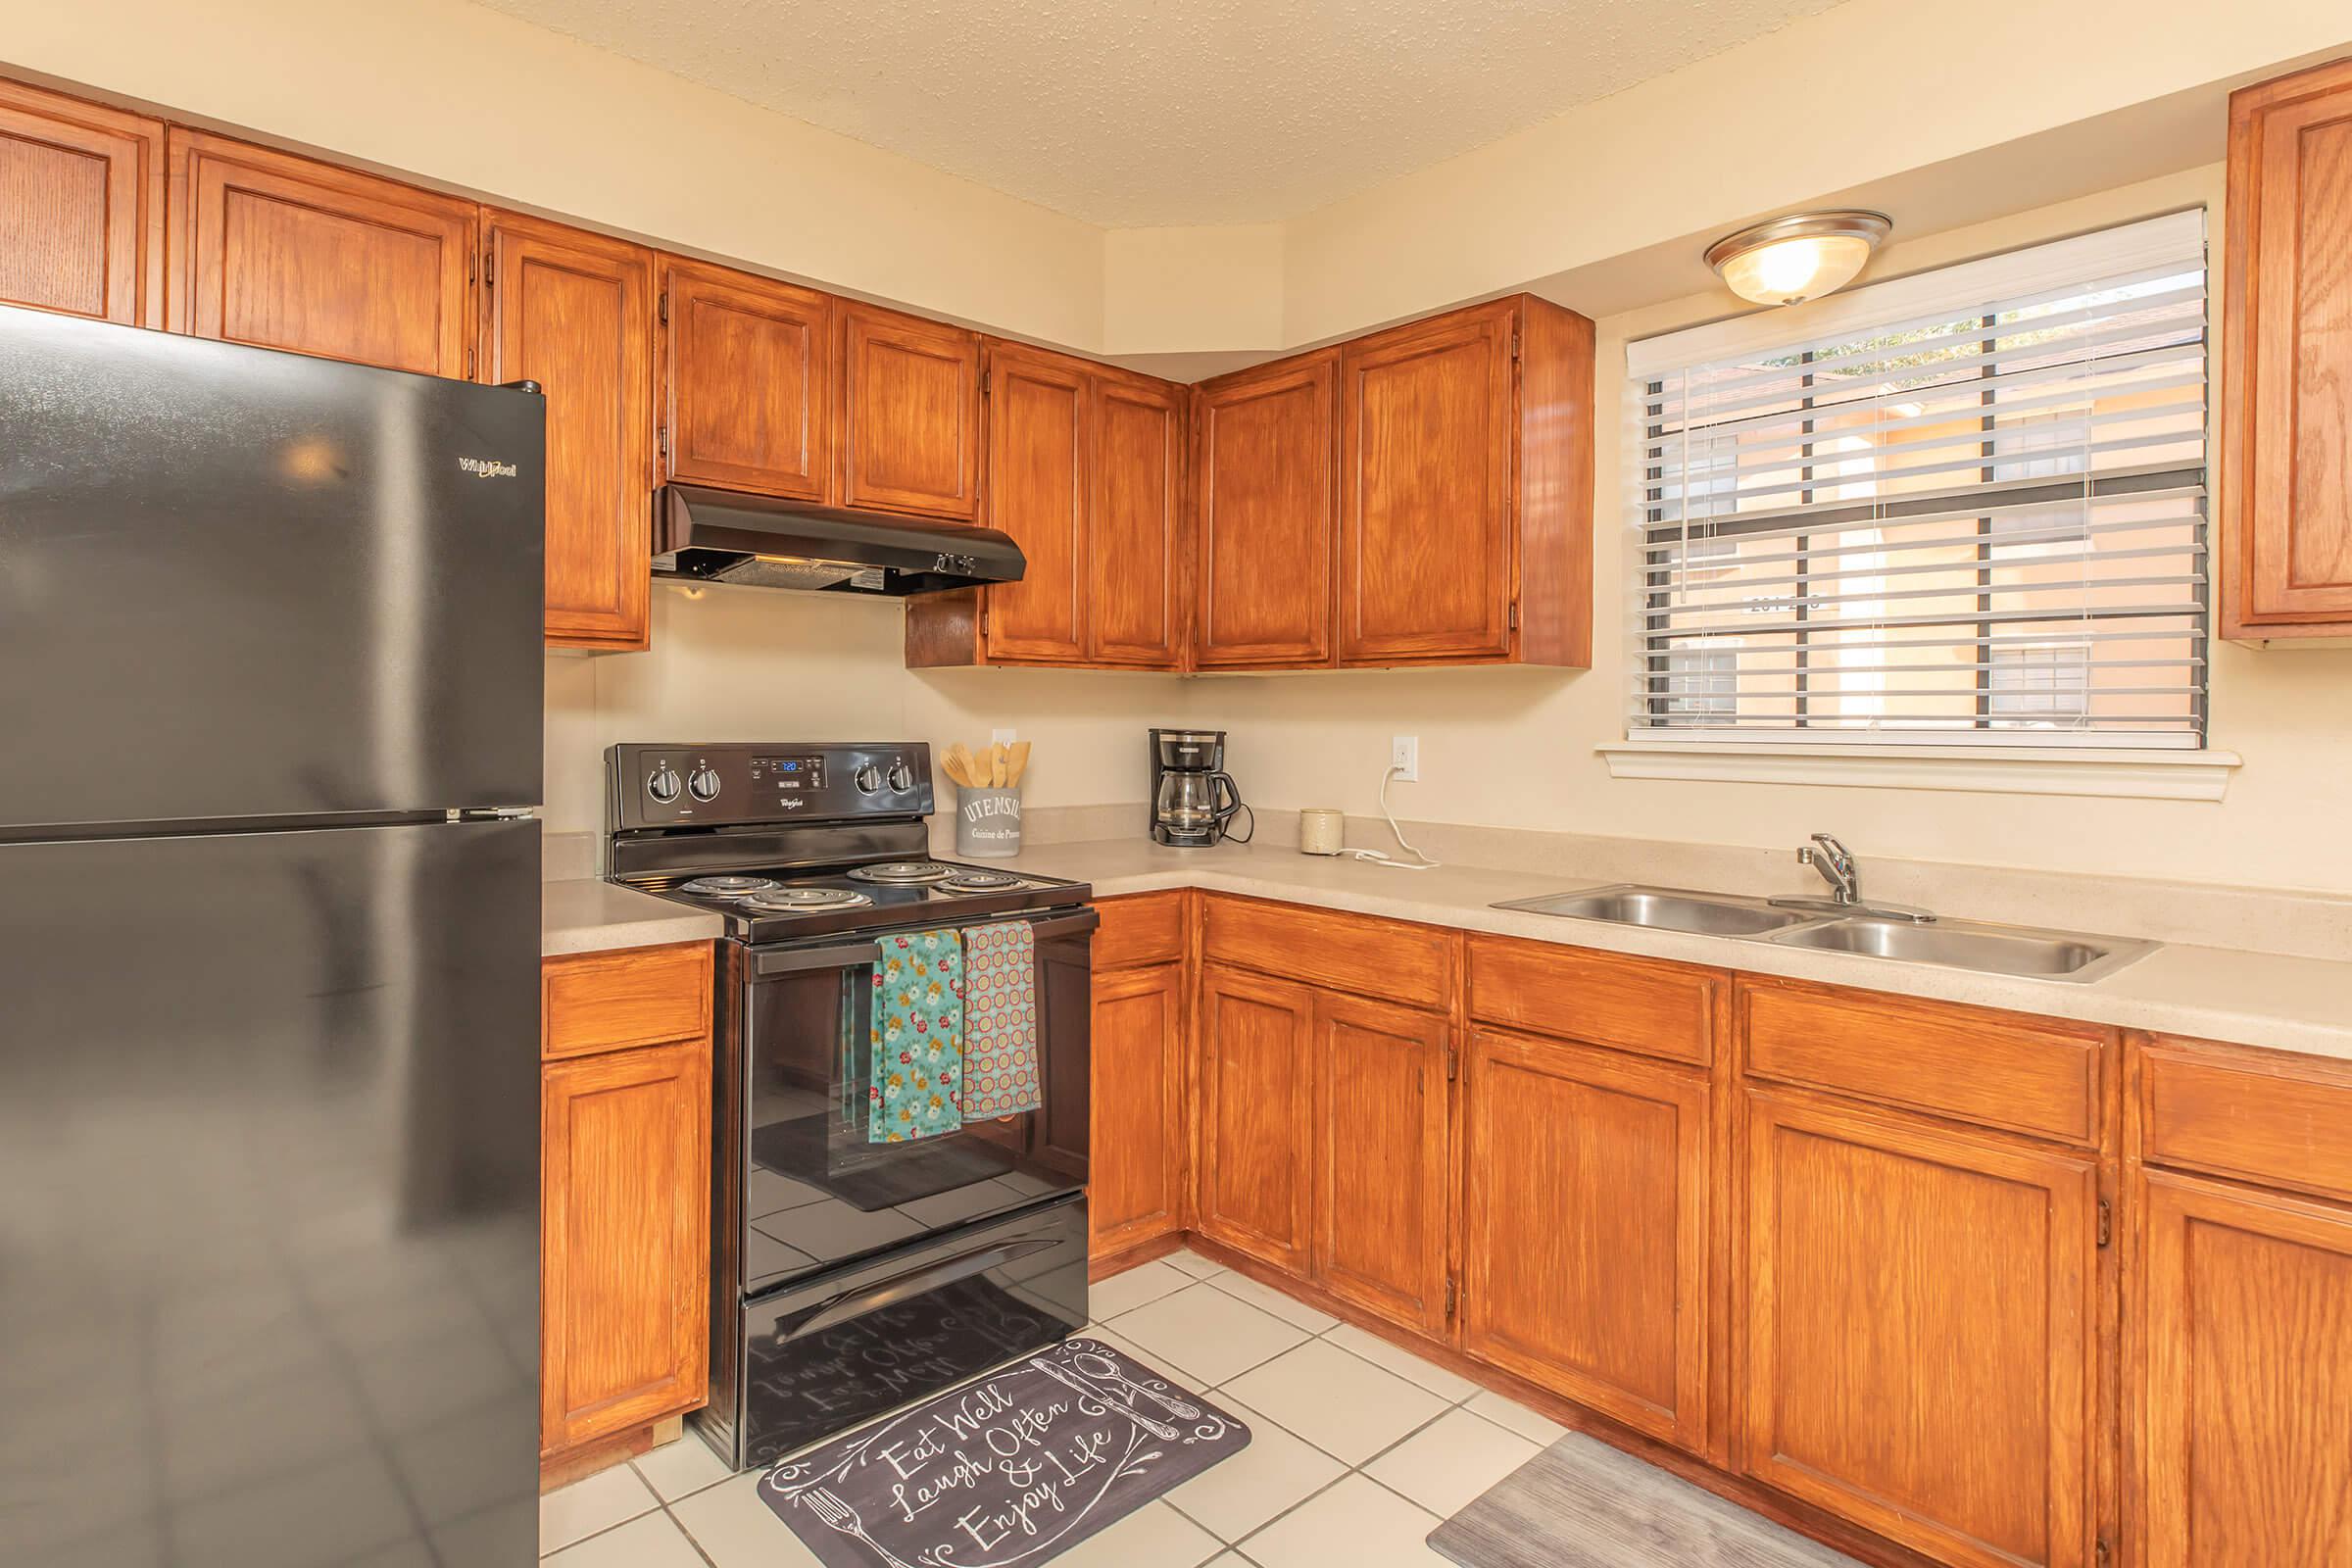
[741,920,1090,1294]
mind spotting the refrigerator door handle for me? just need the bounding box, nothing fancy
[779,1236,1061,1342]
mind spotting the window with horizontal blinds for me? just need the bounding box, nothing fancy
[1627,212,2208,748]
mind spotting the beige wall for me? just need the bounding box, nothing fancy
[1187,167,2352,897]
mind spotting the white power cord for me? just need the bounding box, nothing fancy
[1337,765,1441,871]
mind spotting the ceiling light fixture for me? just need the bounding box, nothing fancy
[1705,211,1892,307]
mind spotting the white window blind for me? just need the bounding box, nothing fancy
[1627,212,2208,748]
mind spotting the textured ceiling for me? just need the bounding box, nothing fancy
[474,0,1848,225]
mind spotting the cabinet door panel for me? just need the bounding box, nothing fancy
[1340,306,1513,663]
[1197,964,1314,1272]
[1742,1090,2095,1568]
[1312,993,1450,1336]
[660,257,830,501]
[541,1038,711,1455]
[485,213,652,650]
[1088,374,1184,667]
[1462,1028,1709,1451]
[0,78,161,324]
[1194,352,1337,668]
[2137,1169,2352,1567]
[168,130,474,375]
[839,301,979,519]
[982,342,1087,662]
[1090,963,1185,1254]
[2228,62,2352,629]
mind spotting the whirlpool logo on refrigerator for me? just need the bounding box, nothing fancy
[457,457,518,479]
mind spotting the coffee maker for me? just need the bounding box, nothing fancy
[1150,729,1249,847]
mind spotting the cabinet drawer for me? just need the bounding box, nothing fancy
[1093,891,1187,971]
[1202,896,1453,1009]
[1740,978,2103,1147]
[543,942,711,1060]
[2139,1036,2352,1204]
[1467,935,1715,1065]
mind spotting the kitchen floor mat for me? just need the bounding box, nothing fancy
[758,1335,1249,1567]
[1429,1431,1868,1568]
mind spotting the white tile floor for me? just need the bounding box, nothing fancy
[538,1247,1551,1565]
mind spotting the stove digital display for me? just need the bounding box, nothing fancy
[751,756,827,789]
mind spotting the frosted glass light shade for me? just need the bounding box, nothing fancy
[1706,212,1892,306]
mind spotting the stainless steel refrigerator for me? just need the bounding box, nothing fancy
[0,306,546,1567]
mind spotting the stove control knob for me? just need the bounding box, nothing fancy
[687,764,721,803]
[854,762,882,793]
[886,759,915,793]
[646,764,682,804]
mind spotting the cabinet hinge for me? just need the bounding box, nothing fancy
[1508,602,1520,631]
[482,249,494,288]
[981,368,991,397]
[979,607,991,636]
[1511,323,1522,362]
[658,290,669,325]
[465,346,474,379]
[466,250,475,287]
[1444,1277,1457,1320]
[1446,1045,1458,1083]
[657,424,669,466]
[2097,1198,2113,1250]
[2095,1534,2112,1568]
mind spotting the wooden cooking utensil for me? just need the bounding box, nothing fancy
[1006,741,1031,785]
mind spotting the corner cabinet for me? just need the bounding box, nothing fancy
[2222,57,2352,640]
[0,77,162,324]
[539,943,713,1470]
[483,213,655,651]
[166,128,477,376]
[1193,351,1340,669]
[1338,296,1594,667]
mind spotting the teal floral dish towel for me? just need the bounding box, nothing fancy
[869,928,964,1143]
[958,920,1041,1116]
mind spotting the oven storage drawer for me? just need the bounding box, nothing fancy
[701,1194,1089,1471]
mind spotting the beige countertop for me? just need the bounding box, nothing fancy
[542,877,723,957]
[983,837,2352,1063]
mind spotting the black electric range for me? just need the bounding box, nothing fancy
[606,741,1095,1471]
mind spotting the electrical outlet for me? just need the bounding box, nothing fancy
[991,728,1017,746]
[1390,735,1419,782]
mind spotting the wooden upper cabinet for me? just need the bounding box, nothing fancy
[1196,963,1316,1273]
[1341,302,1515,664]
[167,129,475,375]
[1087,370,1184,667]
[1741,1089,2097,1568]
[1337,296,1593,668]
[838,299,980,520]
[0,78,162,325]
[982,340,1089,662]
[483,213,653,651]
[658,256,831,501]
[2135,1169,2352,1567]
[1310,991,1451,1338]
[1461,1027,1710,1454]
[1089,961,1187,1256]
[2223,57,2352,638]
[1194,351,1339,669]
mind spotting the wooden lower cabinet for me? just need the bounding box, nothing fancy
[1196,962,1316,1272]
[539,944,713,1466]
[1089,961,1187,1253]
[1741,1088,2098,1568]
[2135,1168,2352,1566]
[1461,1026,1710,1453]
[1310,992,1451,1337]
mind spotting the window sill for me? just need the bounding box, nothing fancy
[1594,740,2241,802]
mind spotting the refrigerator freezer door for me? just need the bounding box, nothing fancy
[0,306,544,831]
[0,819,540,1568]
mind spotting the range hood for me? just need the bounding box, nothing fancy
[651,483,1024,596]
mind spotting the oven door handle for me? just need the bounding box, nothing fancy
[749,906,1100,977]
[781,1236,1061,1342]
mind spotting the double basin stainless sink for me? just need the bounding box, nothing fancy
[1492,885,2156,984]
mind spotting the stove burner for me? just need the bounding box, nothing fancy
[846,861,956,886]
[679,875,782,899]
[938,868,1026,893]
[741,887,874,912]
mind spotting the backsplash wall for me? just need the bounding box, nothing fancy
[542,580,1183,836]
